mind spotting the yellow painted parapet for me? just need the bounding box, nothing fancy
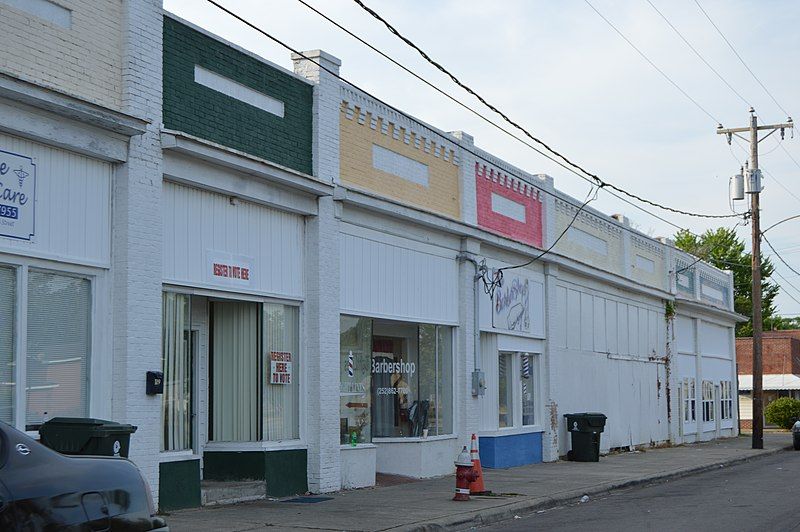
[339,95,461,220]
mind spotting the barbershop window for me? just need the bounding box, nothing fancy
[498,351,537,429]
[162,292,193,451]
[0,263,92,431]
[720,381,733,420]
[339,316,453,443]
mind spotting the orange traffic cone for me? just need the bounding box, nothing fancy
[468,433,489,495]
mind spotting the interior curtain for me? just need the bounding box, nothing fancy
[212,301,260,442]
[263,303,299,441]
[162,292,191,451]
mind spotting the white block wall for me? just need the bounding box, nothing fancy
[111,0,164,503]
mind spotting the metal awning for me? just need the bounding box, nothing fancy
[738,374,800,391]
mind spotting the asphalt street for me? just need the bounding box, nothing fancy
[479,450,800,532]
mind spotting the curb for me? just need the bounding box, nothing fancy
[398,446,792,531]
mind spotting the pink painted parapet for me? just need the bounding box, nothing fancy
[475,162,543,247]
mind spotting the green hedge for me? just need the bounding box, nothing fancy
[765,397,800,429]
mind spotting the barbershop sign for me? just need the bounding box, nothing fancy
[0,149,36,241]
[493,271,530,333]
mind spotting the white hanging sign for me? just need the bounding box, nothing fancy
[0,149,36,241]
[269,351,292,385]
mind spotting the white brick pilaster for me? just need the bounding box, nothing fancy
[450,131,476,225]
[112,0,163,503]
[292,50,341,184]
[304,195,341,492]
[542,262,560,461]
[458,238,481,442]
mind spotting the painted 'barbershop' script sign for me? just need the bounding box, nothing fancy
[0,149,35,241]
[493,271,530,333]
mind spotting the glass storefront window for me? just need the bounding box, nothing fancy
[339,316,453,441]
[0,266,14,424]
[263,303,299,441]
[340,316,372,444]
[26,271,90,430]
[521,354,535,426]
[162,292,193,451]
[498,353,513,428]
[210,300,300,443]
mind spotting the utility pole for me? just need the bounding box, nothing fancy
[718,109,792,450]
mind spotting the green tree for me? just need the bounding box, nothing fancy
[764,397,800,429]
[674,227,779,336]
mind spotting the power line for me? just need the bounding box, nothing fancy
[203,0,745,290]
[583,0,721,124]
[645,0,750,108]
[763,234,800,278]
[350,0,741,220]
[693,0,791,119]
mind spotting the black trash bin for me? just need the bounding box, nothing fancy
[39,417,138,458]
[564,412,607,462]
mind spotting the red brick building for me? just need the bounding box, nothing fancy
[736,331,800,429]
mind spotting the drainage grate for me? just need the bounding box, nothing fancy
[281,496,334,504]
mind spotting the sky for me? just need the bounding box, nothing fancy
[164,0,800,316]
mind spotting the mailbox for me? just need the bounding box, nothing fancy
[146,371,164,395]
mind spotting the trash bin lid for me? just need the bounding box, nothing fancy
[42,417,138,433]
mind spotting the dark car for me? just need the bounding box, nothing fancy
[0,421,168,531]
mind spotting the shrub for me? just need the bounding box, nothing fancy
[764,397,800,429]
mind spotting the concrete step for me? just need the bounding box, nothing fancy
[200,480,266,506]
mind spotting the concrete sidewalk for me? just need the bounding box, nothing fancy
[164,434,792,532]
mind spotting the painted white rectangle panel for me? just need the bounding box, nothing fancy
[0,133,111,267]
[371,144,429,187]
[3,0,71,28]
[701,283,725,302]
[555,286,567,348]
[194,65,285,118]
[617,303,629,355]
[567,289,581,350]
[580,292,593,351]
[593,296,606,353]
[567,227,608,256]
[340,231,457,323]
[605,299,618,354]
[676,316,694,354]
[635,254,655,273]
[702,356,733,382]
[490,193,526,222]
[677,353,696,379]
[162,182,303,298]
[699,321,731,358]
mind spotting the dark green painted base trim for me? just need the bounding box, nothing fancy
[159,459,201,511]
[203,449,308,497]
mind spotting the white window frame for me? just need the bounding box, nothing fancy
[497,351,541,433]
[702,380,715,423]
[0,254,107,436]
[720,380,733,421]
[683,377,696,427]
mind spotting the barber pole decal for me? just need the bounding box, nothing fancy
[347,351,354,377]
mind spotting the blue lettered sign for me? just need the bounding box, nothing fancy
[0,149,35,241]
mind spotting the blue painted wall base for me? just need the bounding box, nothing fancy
[479,431,543,468]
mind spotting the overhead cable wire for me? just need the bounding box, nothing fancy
[350,0,741,219]
[294,0,703,233]
[693,0,791,119]
[203,0,746,290]
[645,0,750,108]
[763,234,800,278]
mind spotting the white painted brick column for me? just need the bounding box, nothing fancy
[304,195,341,492]
[450,131,476,226]
[292,50,341,184]
[112,0,163,502]
[542,262,560,461]
[293,49,343,492]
